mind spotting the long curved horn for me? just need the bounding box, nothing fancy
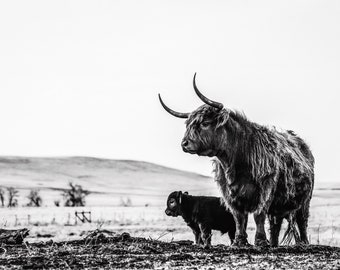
[158,94,189,119]
[193,73,223,110]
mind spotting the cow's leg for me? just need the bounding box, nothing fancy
[198,223,212,249]
[294,178,312,245]
[254,211,269,247]
[269,215,283,247]
[296,204,310,245]
[232,210,249,247]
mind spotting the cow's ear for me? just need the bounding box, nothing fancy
[184,191,189,195]
[216,110,230,128]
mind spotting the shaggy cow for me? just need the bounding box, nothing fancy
[165,191,236,247]
[159,74,314,247]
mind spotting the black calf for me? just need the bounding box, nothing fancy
[165,191,236,248]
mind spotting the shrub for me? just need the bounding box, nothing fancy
[63,182,90,207]
[27,189,42,207]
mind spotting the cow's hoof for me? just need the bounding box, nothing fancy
[270,242,279,248]
[294,240,309,247]
[255,233,270,247]
[231,237,250,247]
[255,238,270,247]
[203,244,211,250]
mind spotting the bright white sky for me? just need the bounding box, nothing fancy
[0,1,339,183]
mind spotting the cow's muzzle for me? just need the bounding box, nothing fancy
[181,139,197,154]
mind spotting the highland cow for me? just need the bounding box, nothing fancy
[165,191,236,248]
[159,74,314,247]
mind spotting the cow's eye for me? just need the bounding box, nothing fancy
[200,121,210,129]
[169,199,176,208]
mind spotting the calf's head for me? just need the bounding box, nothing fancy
[165,191,188,217]
[159,74,230,157]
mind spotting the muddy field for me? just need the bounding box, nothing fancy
[0,231,339,270]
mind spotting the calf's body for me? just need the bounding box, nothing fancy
[165,191,236,247]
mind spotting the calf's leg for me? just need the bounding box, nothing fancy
[194,230,203,245]
[189,223,203,245]
[228,228,236,245]
[198,223,212,249]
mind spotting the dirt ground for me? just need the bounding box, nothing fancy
[0,231,339,270]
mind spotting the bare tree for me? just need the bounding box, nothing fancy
[63,182,90,207]
[27,189,42,207]
[7,187,18,207]
[0,187,5,207]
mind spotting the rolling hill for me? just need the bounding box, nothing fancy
[0,156,219,206]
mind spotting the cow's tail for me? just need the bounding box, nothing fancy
[280,213,300,245]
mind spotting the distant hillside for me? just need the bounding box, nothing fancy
[0,156,219,206]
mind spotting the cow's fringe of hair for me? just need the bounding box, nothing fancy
[213,159,232,210]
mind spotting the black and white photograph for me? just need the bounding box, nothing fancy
[0,1,339,269]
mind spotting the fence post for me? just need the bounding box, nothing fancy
[67,213,71,225]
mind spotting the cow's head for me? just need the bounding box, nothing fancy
[165,191,188,217]
[159,74,230,157]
